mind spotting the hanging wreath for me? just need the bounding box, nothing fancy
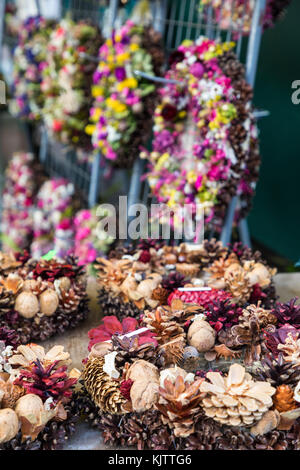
[200,0,291,34]
[86,20,164,168]
[9,16,55,120]
[41,19,102,150]
[142,37,260,232]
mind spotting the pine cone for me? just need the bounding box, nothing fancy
[255,354,300,387]
[143,307,185,343]
[0,288,15,316]
[200,364,275,427]
[161,272,187,293]
[112,335,156,365]
[98,286,143,320]
[0,382,26,409]
[156,375,204,438]
[239,303,277,328]
[225,269,252,304]
[175,263,199,278]
[83,357,127,415]
[151,287,169,305]
[273,385,297,413]
[205,253,238,279]
[185,239,227,267]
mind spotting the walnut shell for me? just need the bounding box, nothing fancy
[39,289,59,316]
[15,292,39,319]
[0,408,19,444]
[89,342,113,359]
[126,360,160,413]
[187,319,216,352]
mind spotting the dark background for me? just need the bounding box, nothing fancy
[249,0,300,263]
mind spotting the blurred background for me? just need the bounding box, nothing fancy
[0,0,299,268]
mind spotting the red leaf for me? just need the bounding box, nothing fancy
[122,317,138,333]
[103,316,123,335]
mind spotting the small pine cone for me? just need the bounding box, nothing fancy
[273,385,297,413]
[176,263,199,278]
[226,269,252,304]
[83,357,127,415]
[152,287,169,305]
[185,239,227,267]
[0,289,15,316]
[0,383,26,408]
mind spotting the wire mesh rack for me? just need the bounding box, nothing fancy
[0,0,268,246]
[124,0,267,246]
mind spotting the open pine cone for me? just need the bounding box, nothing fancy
[200,364,275,426]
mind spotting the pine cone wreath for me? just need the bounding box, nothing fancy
[0,289,15,315]
[273,385,297,413]
[83,357,127,414]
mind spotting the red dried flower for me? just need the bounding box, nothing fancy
[88,316,157,350]
[32,261,77,282]
[161,104,178,121]
[139,250,151,264]
[168,288,232,309]
[120,379,133,400]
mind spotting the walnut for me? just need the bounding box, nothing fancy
[126,360,160,413]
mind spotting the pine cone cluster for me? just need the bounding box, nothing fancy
[83,357,127,414]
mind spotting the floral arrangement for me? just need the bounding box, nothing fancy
[96,239,277,321]
[142,37,260,232]
[200,0,291,35]
[1,152,43,253]
[73,207,114,267]
[0,334,79,450]
[72,286,300,450]
[9,16,55,120]
[0,251,89,344]
[41,19,102,150]
[86,20,164,168]
[31,178,76,260]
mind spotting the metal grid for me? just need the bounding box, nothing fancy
[0,0,267,245]
[126,0,267,246]
[62,0,107,25]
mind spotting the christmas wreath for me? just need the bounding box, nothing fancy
[86,20,164,168]
[9,16,55,120]
[200,0,291,35]
[74,273,300,450]
[41,19,103,150]
[0,252,89,344]
[95,239,277,321]
[142,37,260,232]
[0,332,79,450]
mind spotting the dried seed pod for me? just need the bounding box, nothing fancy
[39,289,59,316]
[0,408,19,444]
[15,292,39,319]
[187,319,216,352]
